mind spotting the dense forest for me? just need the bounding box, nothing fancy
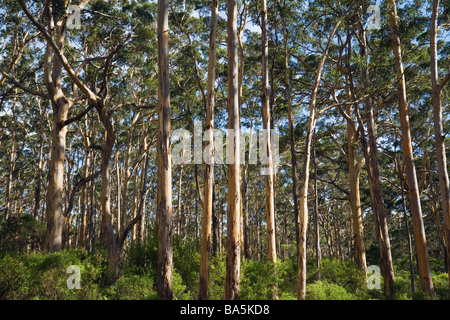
[0,0,449,301]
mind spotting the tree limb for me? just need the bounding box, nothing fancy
[0,69,49,99]
[17,0,99,103]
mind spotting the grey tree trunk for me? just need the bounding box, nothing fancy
[225,0,241,300]
[157,0,173,300]
[430,0,450,290]
[297,22,340,300]
[199,0,219,301]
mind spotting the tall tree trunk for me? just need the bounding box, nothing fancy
[396,154,416,293]
[157,0,173,300]
[176,164,183,237]
[137,137,149,243]
[97,102,121,286]
[346,111,366,274]
[80,147,90,251]
[313,129,321,269]
[41,16,71,252]
[34,99,44,222]
[212,187,220,257]
[115,150,121,235]
[4,103,16,220]
[242,160,251,259]
[387,0,434,299]
[224,0,241,300]
[261,0,276,264]
[45,95,70,252]
[430,0,450,290]
[199,0,219,301]
[261,0,277,299]
[356,14,395,297]
[297,22,340,300]
[344,31,367,275]
[284,29,300,262]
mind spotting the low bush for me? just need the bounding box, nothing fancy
[306,280,355,300]
[0,249,105,300]
[315,258,366,294]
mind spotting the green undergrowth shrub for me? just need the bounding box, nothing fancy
[1,242,447,300]
[240,258,296,300]
[306,280,355,300]
[433,273,449,300]
[122,235,198,300]
[0,249,106,299]
[208,254,227,300]
[307,258,367,299]
[102,274,156,300]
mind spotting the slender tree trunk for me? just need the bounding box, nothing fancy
[34,144,43,221]
[120,113,139,235]
[34,100,44,222]
[212,188,220,257]
[313,129,321,269]
[80,148,90,251]
[430,0,450,290]
[261,0,276,264]
[354,12,396,297]
[242,161,251,259]
[131,173,139,242]
[341,30,367,276]
[346,114,366,274]
[5,104,16,220]
[137,137,149,243]
[199,0,219,300]
[225,0,241,300]
[284,29,300,263]
[297,22,340,300]
[396,154,416,293]
[387,0,434,299]
[261,0,277,299]
[115,150,121,235]
[176,164,183,236]
[157,0,173,300]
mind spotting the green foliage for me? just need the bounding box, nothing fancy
[208,255,227,300]
[0,216,44,253]
[240,260,279,300]
[0,255,30,299]
[103,275,156,300]
[1,247,448,300]
[433,273,450,300]
[306,280,355,300]
[123,239,158,278]
[314,259,366,294]
[173,270,191,300]
[173,238,201,298]
[239,258,297,300]
[0,249,105,300]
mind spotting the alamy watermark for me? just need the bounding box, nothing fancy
[66,5,81,30]
[366,265,381,290]
[172,122,279,176]
[366,5,381,30]
[66,265,81,289]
